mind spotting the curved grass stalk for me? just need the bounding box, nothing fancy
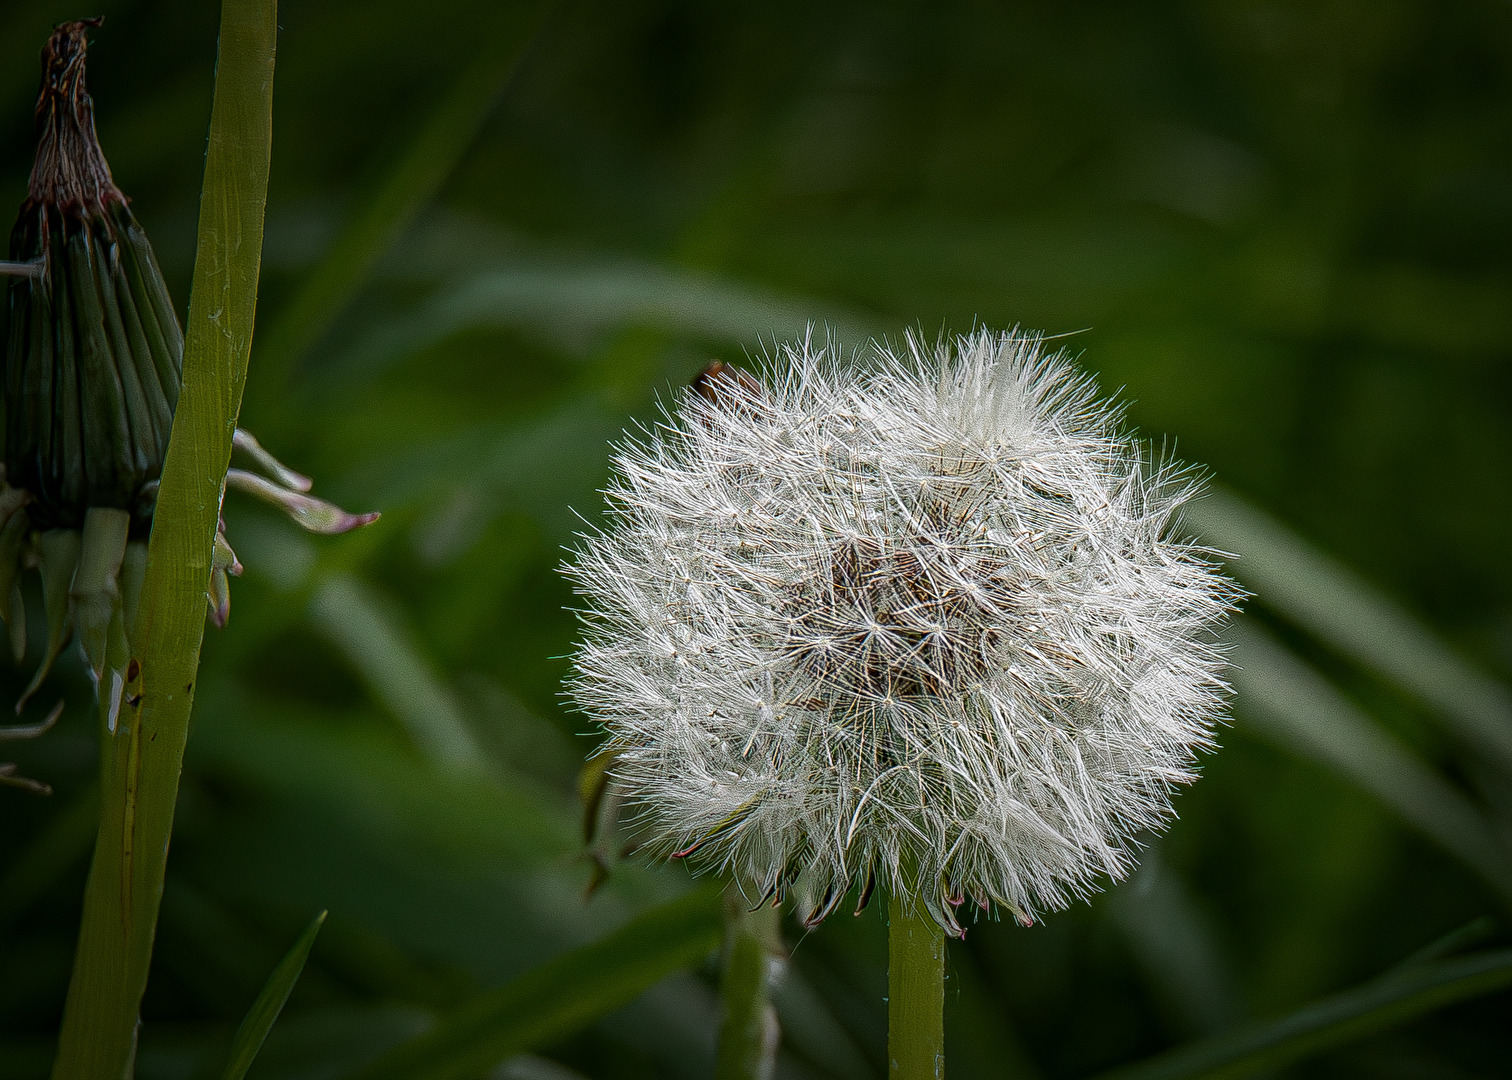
[1093,947,1512,1080]
[50,1,277,1074]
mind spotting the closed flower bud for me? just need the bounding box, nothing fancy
[5,19,178,533]
[565,330,1239,933]
[0,21,377,736]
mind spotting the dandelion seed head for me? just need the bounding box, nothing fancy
[564,329,1238,933]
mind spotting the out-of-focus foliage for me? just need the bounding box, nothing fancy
[3,1,1511,1078]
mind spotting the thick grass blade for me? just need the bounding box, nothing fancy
[1228,619,1512,905]
[1187,488,1512,775]
[339,888,722,1080]
[50,2,277,1075]
[1091,947,1512,1080]
[252,2,553,388]
[222,910,327,1080]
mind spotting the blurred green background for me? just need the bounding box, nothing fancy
[3,0,1512,1077]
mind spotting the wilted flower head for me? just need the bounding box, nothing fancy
[565,329,1237,934]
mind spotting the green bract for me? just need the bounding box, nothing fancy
[6,201,180,534]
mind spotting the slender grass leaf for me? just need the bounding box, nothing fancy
[51,2,277,1074]
[1092,947,1512,1080]
[1112,853,1243,1036]
[1188,488,1512,775]
[339,256,880,373]
[188,690,574,866]
[1228,619,1512,904]
[222,909,327,1080]
[214,1004,434,1080]
[253,1,553,385]
[339,887,722,1080]
[309,573,485,769]
[1393,917,1499,971]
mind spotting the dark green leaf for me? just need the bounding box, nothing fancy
[1093,949,1512,1080]
[252,2,554,386]
[340,888,722,1080]
[1228,619,1512,904]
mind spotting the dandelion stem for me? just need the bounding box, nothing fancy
[715,889,780,1080]
[49,1,277,1075]
[889,892,946,1079]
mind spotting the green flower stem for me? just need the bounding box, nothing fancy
[715,890,780,1080]
[50,2,277,1076]
[889,892,946,1080]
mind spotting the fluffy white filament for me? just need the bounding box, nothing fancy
[565,329,1237,934]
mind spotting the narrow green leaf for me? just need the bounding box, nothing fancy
[308,574,485,769]
[189,689,574,865]
[222,910,327,1080]
[338,254,881,373]
[252,2,553,387]
[1229,619,1512,905]
[1092,948,1512,1080]
[1187,488,1512,776]
[1392,917,1498,971]
[51,2,277,1075]
[340,888,722,1080]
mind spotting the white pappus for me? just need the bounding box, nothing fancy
[564,329,1239,935]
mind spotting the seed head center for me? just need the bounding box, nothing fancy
[781,528,1010,702]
